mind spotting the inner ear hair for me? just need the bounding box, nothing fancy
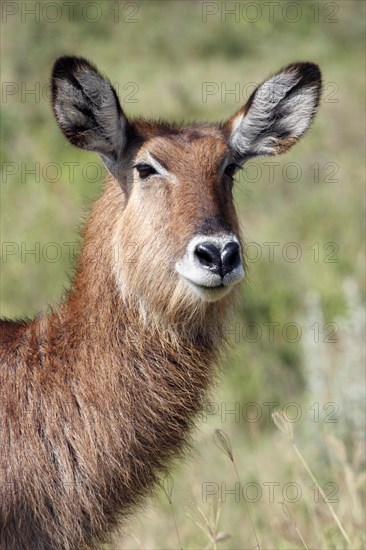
[227,61,322,158]
[51,56,127,165]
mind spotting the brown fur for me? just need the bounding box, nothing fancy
[0,131,239,550]
[0,56,321,549]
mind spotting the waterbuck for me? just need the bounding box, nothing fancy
[0,57,321,549]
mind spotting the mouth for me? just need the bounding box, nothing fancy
[180,276,234,303]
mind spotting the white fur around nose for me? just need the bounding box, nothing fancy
[176,234,245,302]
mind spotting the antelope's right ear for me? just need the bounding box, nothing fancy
[51,56,127,175]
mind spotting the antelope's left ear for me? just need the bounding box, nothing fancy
[225,62,322,159]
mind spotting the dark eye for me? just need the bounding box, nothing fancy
[134,163,157,179]
[224,163,240,179]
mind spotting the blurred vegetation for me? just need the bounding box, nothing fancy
[1,1,365,548]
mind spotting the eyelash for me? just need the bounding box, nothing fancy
[134,162,241,181]
[134,163,157,179]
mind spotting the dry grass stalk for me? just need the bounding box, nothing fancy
[272,410,355,549]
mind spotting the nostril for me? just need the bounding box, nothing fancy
[221,242,241,274]
[195,243,222,272]
[193,240,241,278]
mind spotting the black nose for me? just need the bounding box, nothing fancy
[195,241,241,277]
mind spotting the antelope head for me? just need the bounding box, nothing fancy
[51,57,321,316]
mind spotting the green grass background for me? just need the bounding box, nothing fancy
[1,1,365,548]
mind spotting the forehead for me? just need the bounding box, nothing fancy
[133,120,229,169]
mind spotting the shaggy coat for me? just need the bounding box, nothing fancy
[0,57,321,549]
